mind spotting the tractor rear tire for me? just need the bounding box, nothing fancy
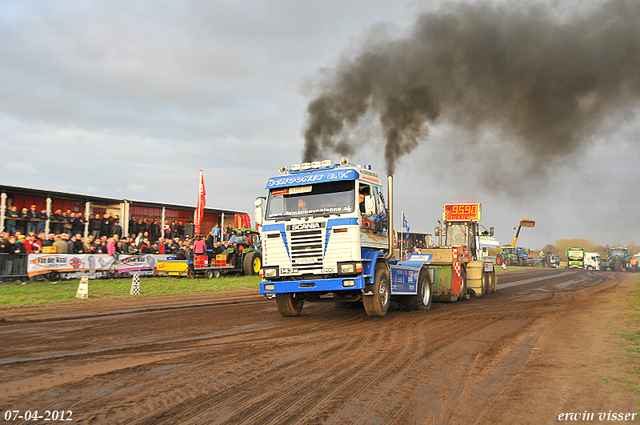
[275,294,304,317]
[615,261,623,272]
[397,269,432,311]
[363,263,390,317]
[496,256,502,265]
[243,251,261,276]
[504,258,510,267]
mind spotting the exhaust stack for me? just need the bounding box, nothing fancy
[384,175,394,260]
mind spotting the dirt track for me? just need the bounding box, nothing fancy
[0,269,638,424]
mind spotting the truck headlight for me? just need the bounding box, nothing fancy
[342,280,356,287]
[339,263,355,274]
[263,268,278,278]
[338,262,362,274]
[264,284,275,292]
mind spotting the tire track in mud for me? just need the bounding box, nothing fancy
[133,331,381,424]
[1,270,616,424]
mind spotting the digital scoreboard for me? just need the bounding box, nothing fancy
[443,203,481,221]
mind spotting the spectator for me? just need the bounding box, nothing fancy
[2,235,24,279]
[63,210,74,234]
[71,213,84,235]
[107,237,117,259]
[37,208,48,233]
[212,224,221,243]
[150,219,160,242]
[139,238,151,254]
[170,221,178,239]
[93,239,106,254]
[225,225,232,241]
[128,216,138,238]
[193,235,206,256]
[53,234,68,253]
[26,205,38,234]
[185,243,195,278]
[110,219,123,239]
[67,235,77,254]
[37,232,51,247]
[18,207,29,234]
[74,234,84,253]
[51,210,65,235]
[100,214,111,237]
[23,232,41,254]
[83,235,94,254]
[206,231,215,264]
[5,205,19,235]
[177,221,184,239]
[89,214,101,239]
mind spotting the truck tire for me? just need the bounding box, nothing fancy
[615,261,623,272]
[397,269,432,311]
[275,293,304,317]
[481,272,489,296]
[243,251,261,276]
[363,263,390,317]
[206,269,221,279]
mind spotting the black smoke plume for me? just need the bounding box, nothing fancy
[302,0,640,177]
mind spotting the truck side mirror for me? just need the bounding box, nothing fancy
[490,227,494,236]
[364,195,375,215]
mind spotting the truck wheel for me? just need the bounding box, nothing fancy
[206,269,221,279]
[363,263,390,317]
[481,272,489,296]
[397,269,432,311]
[243,251,261,276]
[275,293,304,317]
[587,266,593,271]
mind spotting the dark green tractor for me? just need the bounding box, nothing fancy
[602,246,636,272]
[224,228,263,276]
[496,247,518,266]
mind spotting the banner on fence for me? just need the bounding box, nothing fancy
[27,254,177,279]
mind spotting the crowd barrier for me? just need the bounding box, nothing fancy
[0,253,29,280]
[0,253,177,281]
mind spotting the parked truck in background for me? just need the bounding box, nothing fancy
[584,252,601,271]
[566,247,585,269]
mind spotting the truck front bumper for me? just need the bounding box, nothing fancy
[260,276,365,294]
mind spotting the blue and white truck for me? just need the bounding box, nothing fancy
[254,158,434,317]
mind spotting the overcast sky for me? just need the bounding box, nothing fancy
[1,0,638,249]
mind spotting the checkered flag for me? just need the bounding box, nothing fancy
[130,274,141,295]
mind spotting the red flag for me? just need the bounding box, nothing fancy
[194,170,206,236]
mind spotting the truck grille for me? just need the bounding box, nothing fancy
[290,229,323,271]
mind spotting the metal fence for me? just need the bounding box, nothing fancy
[0,253,28,280]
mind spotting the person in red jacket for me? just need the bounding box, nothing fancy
[22,233,42,254]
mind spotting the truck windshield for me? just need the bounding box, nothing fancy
[610,248,627,257]
[266,180,355,219]
[568,250,585,260]
[445,224,468,246]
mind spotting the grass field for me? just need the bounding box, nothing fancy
[0,275,262,306]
